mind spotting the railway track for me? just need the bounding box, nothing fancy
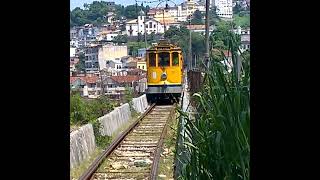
[79,103,176,180]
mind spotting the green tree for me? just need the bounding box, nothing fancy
[165,26,206,60]
[94,95,114,116]
[209,6,221,26]
[115,5,125,19]
[146,5,150,13]
[191,32,205,56]
[124,86,134,103]
[75,52,85,73]
[148,31,155,43]
[191,10,204,25]
[233,3,242,14]
[127,41,145,56]
[164,26,181,39]
[210,21,240,50]
[113,34,128,45]
[70,93,87,125]
[70,1,115,26]
[71,7,90,26]
[124,5,145,19]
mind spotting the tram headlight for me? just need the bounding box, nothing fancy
[161,72,167,80]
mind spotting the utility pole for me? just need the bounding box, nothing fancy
[163,9,166,33]
[194,54,197,69]
[144,10,148,49]
[204,0,210,69]
[99,70,105,96]
[136,1,139,41]
[188,15,192,71]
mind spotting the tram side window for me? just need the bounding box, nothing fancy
[158,52,170,67]
[149,53,156,67]
[172,52,179,66]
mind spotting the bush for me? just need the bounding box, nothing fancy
[180,32,250,179]
[70,93,88,125]
[70,94,115,147]
[92,120,112,148]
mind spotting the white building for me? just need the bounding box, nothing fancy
[106,33,119,41]
[70,47,76,57]
[106,12,115,24]
[106,59,123,70]
[195,1,206,12]
[98,45,128,70]
[70,39,79,48]
[126,14,168,36]
[233,26,250,52]
[145,0,205,24]
[212,0,233,19]
[84,44,128,73]
[145,18,166,34]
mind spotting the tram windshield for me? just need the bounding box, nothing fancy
[158,52,170,67]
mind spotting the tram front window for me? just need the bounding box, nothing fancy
[158,52,170,67]
[172,52,179,66]
[149,53,156,67]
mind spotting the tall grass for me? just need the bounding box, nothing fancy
[179,38,250,179]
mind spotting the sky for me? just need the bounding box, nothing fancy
[70,0,184,10]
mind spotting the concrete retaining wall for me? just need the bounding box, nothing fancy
[132,94,148,113]
[70,94,149,169]
[98,103,132,136]
[70,124,96,169]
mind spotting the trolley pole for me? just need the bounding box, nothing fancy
[204,0,210,69]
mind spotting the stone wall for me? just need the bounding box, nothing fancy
[131,94,148,113]
[70,124,96,169]
[98,103,131,136]
[70,94,149,169]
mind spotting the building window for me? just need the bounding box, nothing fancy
[138,66,140,69]
[149,22,152,28]
[142,65,144,69]
[154,24,156,28]
[140,16,142,20]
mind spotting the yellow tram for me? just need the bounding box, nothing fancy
[146,39,184,101]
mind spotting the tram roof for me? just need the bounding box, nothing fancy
[147,39,182,51]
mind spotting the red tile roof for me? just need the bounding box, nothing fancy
[128,68,146,73]
[186,25,205,30]
[222,50,232,57]
[110,75,143,83]
[70,76,99,84]
[86,76,99,83]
